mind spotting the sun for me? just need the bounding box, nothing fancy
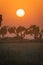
[16,9,25,17]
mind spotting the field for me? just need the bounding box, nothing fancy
[0,40,43,65]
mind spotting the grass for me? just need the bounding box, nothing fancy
[0,39,43,65]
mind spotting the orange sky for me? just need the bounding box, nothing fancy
[0,0,43,28]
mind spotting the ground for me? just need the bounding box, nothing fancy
[0,39,43,65]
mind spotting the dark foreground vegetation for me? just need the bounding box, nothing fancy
[0,40,43,65]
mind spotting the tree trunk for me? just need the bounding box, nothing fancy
[20,32,23,39]
[34,34,37,40]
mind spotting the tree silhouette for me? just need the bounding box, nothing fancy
[23,29,31,38]
[0,14,2,26]
[41,29,43,34]
[28,25,40,39]
[0,29,1,38]
[0,26,7,38]
[8,26,16,35]
[41,29,43,39]
[16,26,26,39]
[0,25,43,40]
[39,29,43,39]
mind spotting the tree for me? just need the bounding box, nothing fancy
[8,26,16,34]
[28,25,40,39]
[23,29,31,37]
[0,29,1,38]
[0,26,7,38]
[0,14,2,26]
[16,26,26,39]
[41,29,43,39]
[39,29,43,39]
[41,29,43,34]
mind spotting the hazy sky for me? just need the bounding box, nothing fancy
[0,0,43,28]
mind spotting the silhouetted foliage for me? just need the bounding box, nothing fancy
[28,25,40,39]
[0,25,43,40]
[39,29,43,39]
[8,27,16,34]
[0,14,2,26]
[0,26,7,38]
[41,29,43,34]
[16,26,26,39]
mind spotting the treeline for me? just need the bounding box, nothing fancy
[0,25,43,40]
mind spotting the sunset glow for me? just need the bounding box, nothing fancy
[0,0,43,28]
